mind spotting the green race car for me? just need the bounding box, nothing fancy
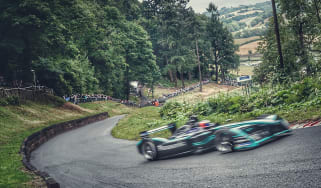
[137,115,291,161]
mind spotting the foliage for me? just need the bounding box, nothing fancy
[0,0,158,99]
[112,106,167,140]
[113,77,321,141]
[141,0,239,88]
[160,102,192,120]
[254,0,321,84]
[39,94,66,107]
[159,77,321,121]
[0,96,20,106]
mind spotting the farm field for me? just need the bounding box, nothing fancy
[237,40,262,55]
[231,64,255,76]
[234,36,261,45]
[167,83,240,104]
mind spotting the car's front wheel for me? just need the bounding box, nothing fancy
[142,142,158,161]
[215,131,234,154]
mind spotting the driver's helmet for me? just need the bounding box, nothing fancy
[187,115,198,125]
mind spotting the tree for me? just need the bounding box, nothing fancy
[278,0,315,74]
[206,3,223,83]
[121,22,159,100]
[248,50,253,62]
[189,10,206,91]
[271,0,284,72]
[206,3,239,82]
[0,0,159,98]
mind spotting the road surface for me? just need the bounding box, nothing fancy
[31,115,321,188]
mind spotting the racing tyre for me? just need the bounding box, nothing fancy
[215,131,234,154]
[142,142,158,161]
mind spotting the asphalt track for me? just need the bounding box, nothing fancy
[31,115,321,188]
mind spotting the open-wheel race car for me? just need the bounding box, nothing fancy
[137,115,291,161]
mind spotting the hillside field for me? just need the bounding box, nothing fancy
[237,40,262,55]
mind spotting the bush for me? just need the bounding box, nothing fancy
[0,98,9,106]
[0,96,20,106]
[6,96,20,105]
[160,102,192,120]
[192,102,212,116]
[160,77,321,123]
[42,94,66,107]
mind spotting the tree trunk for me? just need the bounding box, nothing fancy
[151,81,154,98]
[21,35,35,86]
[222,68,225,82]
[174,66,178,88]
[125,65,130,100]
[314,0,321,23]
[166,56,174,82]
[298,22,310,74]
[271,0,284,70]
[195,40,202,92]
[214,53,219,83]
[180,69,185,88]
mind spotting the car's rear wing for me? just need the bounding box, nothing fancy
[139,123,176,138]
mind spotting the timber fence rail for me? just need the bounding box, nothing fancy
[0,86,53,101]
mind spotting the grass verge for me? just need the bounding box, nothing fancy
[111,103,321,141]
[111,106,167,140]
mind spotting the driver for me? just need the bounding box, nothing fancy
[172,115,200,137]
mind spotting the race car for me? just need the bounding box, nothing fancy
[137,115,291,161]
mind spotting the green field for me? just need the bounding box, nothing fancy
[234,36,261,45]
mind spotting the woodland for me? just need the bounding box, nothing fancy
[0,0,238,99]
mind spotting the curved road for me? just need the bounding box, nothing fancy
[31,115,321,188]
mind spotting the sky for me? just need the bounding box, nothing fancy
[188,0,269,13]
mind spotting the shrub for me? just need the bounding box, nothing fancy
[161,77,321,122]
[6,96,20,105]
[44,95,66,107]
[36,94,66,107]
[160,102,192,120]
[0,98,9,106]
[192,102,212,116]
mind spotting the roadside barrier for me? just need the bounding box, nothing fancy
[64,80,212,108]
[289,120,321,129]
[142,80,211,107]
[20,112,109,188]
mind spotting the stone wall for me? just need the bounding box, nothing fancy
[20,112,109,188]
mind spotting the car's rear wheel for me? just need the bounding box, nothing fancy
[215,131,234,154]
[142,142,158,161]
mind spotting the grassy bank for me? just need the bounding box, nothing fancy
[111,101,321,142]
[112,78,321,141]
[0,100,132,187]
[111,106,168,140]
